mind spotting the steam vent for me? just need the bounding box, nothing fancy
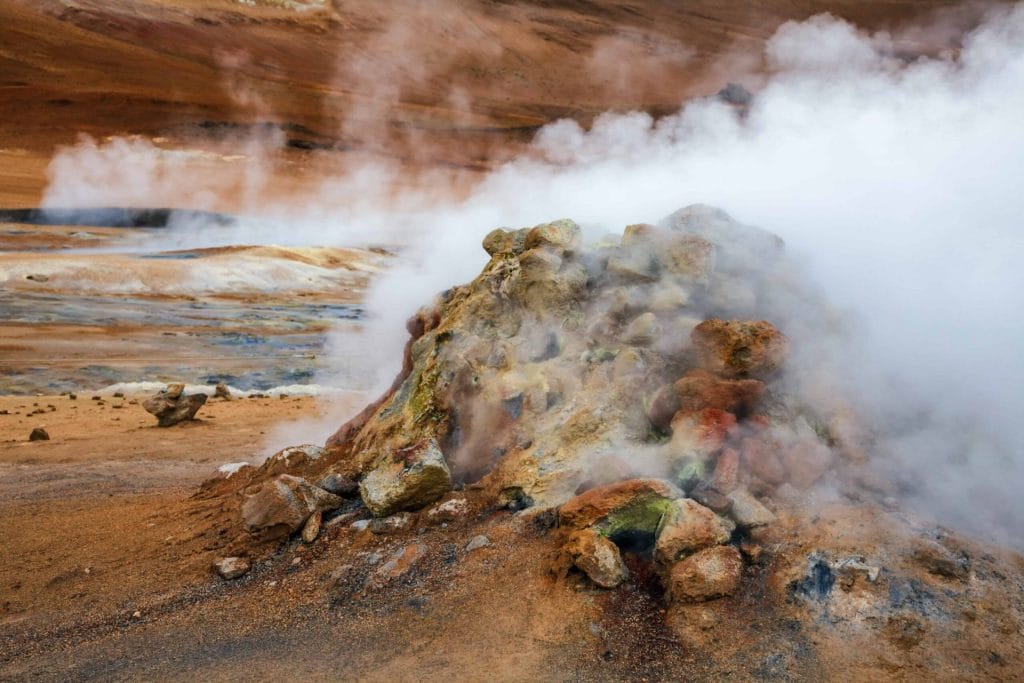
[185,205,1024,677]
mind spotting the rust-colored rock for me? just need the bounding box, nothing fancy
[674,369,764,415]
[690,319,787,379]
[711,448,741,493]
[563,528,629,588]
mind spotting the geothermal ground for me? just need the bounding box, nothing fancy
[2,1,1024,681]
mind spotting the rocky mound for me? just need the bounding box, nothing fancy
[188,205,1024,677]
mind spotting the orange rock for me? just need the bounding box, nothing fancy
[690,319,787,379]
[674,369,764,416]
[670,408,737,455]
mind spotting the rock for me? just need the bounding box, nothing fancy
[655,498,736,565]
[674,369,764,415]
[213,383,232,400]
[241,474,342,538]
[263,444,325,475]
[425,497,469,525]
[368,543,428,589]
[29,427,49,441]
[740,437,787,486]
[559,479,682,536]
[214,556,250,580]
[483,227,526,256]
[667,545,743,603]
[710,448,741,493]
[623,312,661,346]
[465,534,491,552]
[25,273,49,282]
[726,489,776,528]
[524,219,581,252]
[142,388,207,427]
[350,519,371,532]
[690,319,787,379]
[369,512,416,535]
[690,486,732,514]
[563,528,629,588]
[718,82,753,106]
[359,439,453,517]
[301,511,322,543]
[647,384,681,431]
[318,473,358,497]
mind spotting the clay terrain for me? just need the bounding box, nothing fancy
[2,1,1023,681]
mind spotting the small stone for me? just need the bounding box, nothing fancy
[214,556,251,580]
[425,497,469,525]
[369,512,415,535]
[563,528,628,588]
[301,511,323,543]
[465,535,491,552]
[668,545,743,603]
[142,388,206,427]
[29,427,49,441]
[214,383,233,400]
[165,383,185,399]
[318,473,358,497]
[351,519,371,532]
[132,611,141,619]
[726,489,776,528]
[690,486,732,514]
[368,543,428,588]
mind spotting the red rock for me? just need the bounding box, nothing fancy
[670,408,737,454]
[674,369,764,415]
[690,319,787,379]
[711,448,741,493]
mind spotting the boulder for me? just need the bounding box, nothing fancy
[359,439,453,517]
[213,556,250,580]
[563,528,629,588]
[559,479,682,536]
[213,383,233,400]
[142,387,207,427]
[29,427,49,441]
[655,498,736,566]
[667,545,743,602]
[482,227,528,257]
[301,511,322,543]
[690,319,787,379]
[241,474,342,537]
[647,384,681,431]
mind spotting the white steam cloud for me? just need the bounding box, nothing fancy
[40,6,1024,546]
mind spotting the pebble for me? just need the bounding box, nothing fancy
[465,535,491,552]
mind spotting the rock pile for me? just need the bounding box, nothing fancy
[208,206,858,600]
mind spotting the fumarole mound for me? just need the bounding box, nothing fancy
[193,205,1024,678]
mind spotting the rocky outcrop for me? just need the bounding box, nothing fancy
[142,384,207,427]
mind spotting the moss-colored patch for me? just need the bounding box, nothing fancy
[595,494,674,538]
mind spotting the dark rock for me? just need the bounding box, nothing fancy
[29,427,49,441]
